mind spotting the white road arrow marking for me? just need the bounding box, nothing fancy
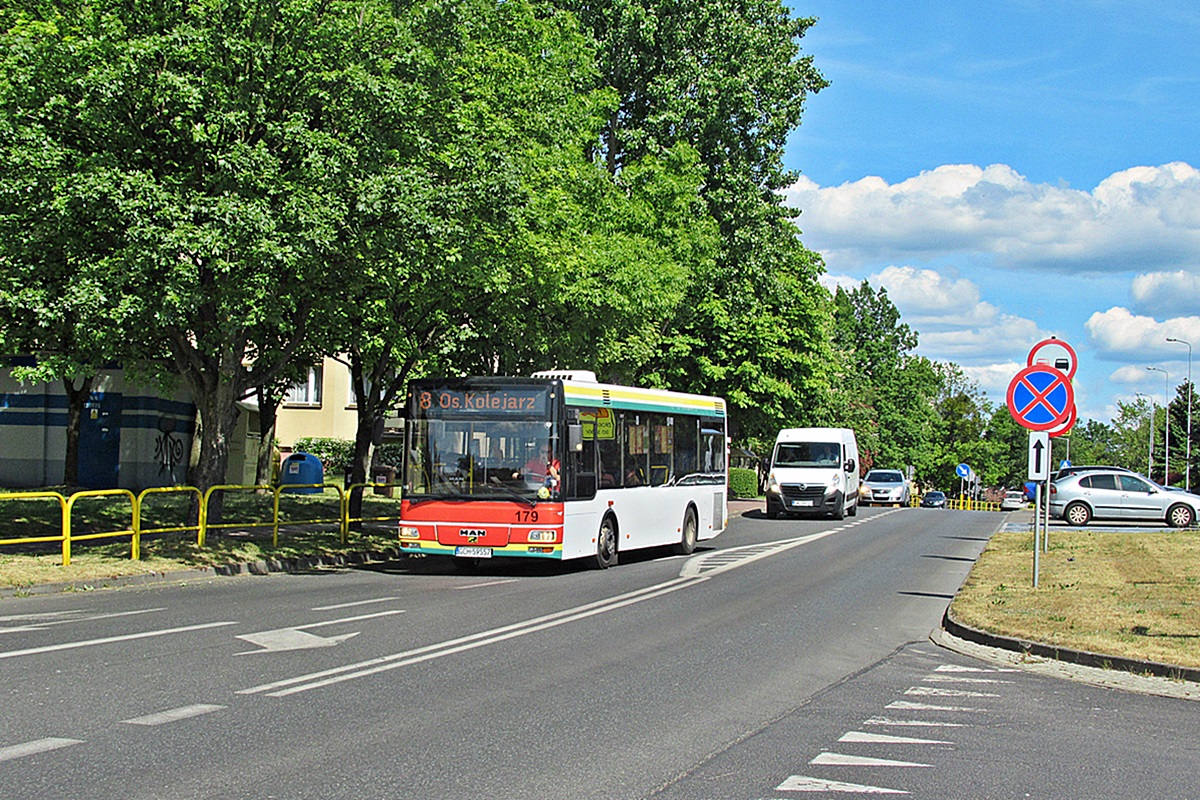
[237,629,360,652]
[776,774,908,793]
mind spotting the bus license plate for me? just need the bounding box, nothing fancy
[791,500,814,507]
[455,546,492,559]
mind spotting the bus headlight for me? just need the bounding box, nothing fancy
[399,526,421,539]
[528,530,557,542]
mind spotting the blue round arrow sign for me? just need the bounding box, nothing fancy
[955,463,970,478]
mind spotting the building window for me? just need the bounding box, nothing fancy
[286,365,323,406]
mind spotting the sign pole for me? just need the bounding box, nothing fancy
[1032,482,1041,588]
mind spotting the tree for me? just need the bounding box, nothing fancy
[556,0,835,441]
[0,11,158,485]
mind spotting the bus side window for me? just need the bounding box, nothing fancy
[598,431,621,489]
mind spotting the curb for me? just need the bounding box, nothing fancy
[941,605,1200,684]
[0,547,403,599]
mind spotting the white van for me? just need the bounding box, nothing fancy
[765,428,860,519]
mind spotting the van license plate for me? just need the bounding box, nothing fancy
[455,546,492,558]
[791,500,814,507]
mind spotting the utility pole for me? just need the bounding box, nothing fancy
[1166,337,1192,491]
[1147,366,1170,483]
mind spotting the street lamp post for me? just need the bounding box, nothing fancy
[1147,366,1170,484]
[1136,392,1153,478]
[1166,337,1192,492]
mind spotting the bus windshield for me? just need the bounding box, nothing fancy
[406,418,558,502]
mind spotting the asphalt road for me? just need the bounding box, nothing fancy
[1,505,1197,799]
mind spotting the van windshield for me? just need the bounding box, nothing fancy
[773,442,841,468]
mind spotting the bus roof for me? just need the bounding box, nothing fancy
[562,380,726,418]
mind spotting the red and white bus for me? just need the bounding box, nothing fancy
[398,371,728,568]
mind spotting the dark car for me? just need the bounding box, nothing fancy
[920,490,947,508]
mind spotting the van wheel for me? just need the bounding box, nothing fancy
[848,499,857,517]
[832,497,845,520]
[673,508,698,555]
[594,515,618,569]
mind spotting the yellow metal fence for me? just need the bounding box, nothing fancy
[0,483,400,566]
[910,494,1002,512]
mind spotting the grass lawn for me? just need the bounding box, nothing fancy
[951,527,1200,670]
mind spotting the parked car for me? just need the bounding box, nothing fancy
[1000,490,1027,511]
[920,490,947,508]
[1051,464,1135,482]
[1049,469,1199,527]
[859,469,910,507]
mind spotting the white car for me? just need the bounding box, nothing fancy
[1000,490,1026,511]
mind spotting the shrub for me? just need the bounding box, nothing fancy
[729,467,760,499]
[293,438,355,472]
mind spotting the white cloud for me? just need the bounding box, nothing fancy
[785,162,1200,274]
[1085,307,1200,360]
[1131,270,1200,317]
[824,264,1047,365]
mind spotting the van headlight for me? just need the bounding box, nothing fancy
[767,474,781,495]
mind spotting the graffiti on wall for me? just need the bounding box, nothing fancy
[155,418,186,480]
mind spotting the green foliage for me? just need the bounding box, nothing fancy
[293,438,355,473]
[728,467,760,499]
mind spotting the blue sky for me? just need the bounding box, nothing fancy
[779,1,1200,424]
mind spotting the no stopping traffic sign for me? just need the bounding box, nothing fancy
[1006,364,1075,431]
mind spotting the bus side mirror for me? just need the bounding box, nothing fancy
[567,423,584,452]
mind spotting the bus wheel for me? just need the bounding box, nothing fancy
[595,515,618,569]
[673,508,698,556]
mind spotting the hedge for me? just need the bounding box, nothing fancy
[729,467,760,499]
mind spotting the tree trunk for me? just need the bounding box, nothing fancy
[255,387,281,490]
[185,381,242,526]
[60,375,94,488]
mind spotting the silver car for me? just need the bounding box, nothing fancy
[859,469,910,507]
[1049,470,1199,527]
[1000,490,1027,511]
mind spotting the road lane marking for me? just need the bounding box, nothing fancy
[0,621,239,661]
[0,738,84,762]
[294,610,406,628]
[885,701,985,713]
[122,705,225,726]
[776,774,908,793]
[456,579,520,590]
[811,758,931,767]
[811,752,932,768]
[862,717,965,727]
[904,686,999,698]
[921,674,1007,684]
[311,598,402,611]
[933,664,1018,673]
[238,577,706,697]
[838,731,953,745]
[682,508,906,578]
[0,608,165,633]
